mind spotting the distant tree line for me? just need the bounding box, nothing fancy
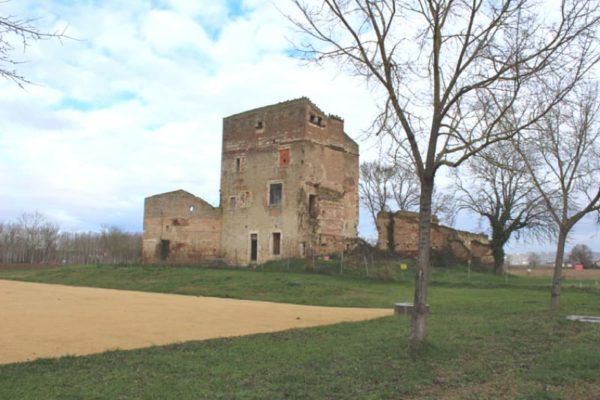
[0,212,141,265]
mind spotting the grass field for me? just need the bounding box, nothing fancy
[0,263,599,399]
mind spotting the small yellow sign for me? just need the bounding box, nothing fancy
[400,263,408,270]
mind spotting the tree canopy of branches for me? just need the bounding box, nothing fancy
[360,158,454,230]
[516,83,600,309]
[1,5,67,86]
[359,161,395,226]
[289,0,600,346]
[569,244,594,268]
[456,143,551,274]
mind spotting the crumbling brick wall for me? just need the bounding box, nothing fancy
[142,190,222,264]
[376,210,493,266]
[219,98,358,265]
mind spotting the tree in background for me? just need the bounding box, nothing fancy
[569,244,594,268]
[1,5,68,86]
[515,83,600,309]
[528,252,542,268]
[456,143,552,274]
[359,161,395,227]
[360,158,454,231]
[289,0,600,346]
[0,212,141,265]
[18,211,59,264]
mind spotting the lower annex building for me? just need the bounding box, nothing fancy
[142,98,360,266]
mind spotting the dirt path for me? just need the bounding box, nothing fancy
[0,280,391,365]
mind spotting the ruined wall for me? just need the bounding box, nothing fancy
[376,211,493,266]
[142,190,222,264]
[220,98,359,265]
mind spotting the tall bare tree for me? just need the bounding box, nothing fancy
[1,4,68,86]
[456,143,552,274]
[515,83,600,310]
[289,0,600,345]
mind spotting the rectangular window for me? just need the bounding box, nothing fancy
[229,196,237,210]
[269,183,282,206]
[235,158,241,172]
[308,194,318,218]
[279,149,290,167]
[272,232,281,256]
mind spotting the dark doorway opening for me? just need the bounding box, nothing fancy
[272,232,281,256]
[159,239,170,261]
[250,233,258,263]
[308,194,318,218]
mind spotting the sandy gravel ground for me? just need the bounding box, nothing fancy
[0,280,391,365]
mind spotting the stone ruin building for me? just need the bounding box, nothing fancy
[143,97,493,267]
[143,98,360,265]
[376,211,494,266]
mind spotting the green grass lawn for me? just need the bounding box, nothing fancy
[0,264,599,399]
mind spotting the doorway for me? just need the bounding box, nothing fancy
[159,239,170,261]
[250,233,258,263]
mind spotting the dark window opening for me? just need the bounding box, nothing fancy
[255,121,263,130]
[269,183,282,206]
[250,233,258,262]
[272,232,281,256]
[235,158,241,172]
[308,194,318,218]
[309,113,324,127]
[159,239,170,261]
[279,149,290,167]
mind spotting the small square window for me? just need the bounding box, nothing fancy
[269,183,282,206]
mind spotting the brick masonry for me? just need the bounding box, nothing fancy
[376,210,494,266]
[143,98,359,265]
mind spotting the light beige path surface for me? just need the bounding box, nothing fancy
[0,280,390,365]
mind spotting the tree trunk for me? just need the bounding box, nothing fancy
[491,243,505,275]
[410,178,434,347]
[551,229,568,310]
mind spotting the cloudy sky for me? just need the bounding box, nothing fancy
[0,0,597,254]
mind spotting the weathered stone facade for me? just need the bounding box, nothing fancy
[376,211,493,266]
[143,98,359,265]
[142,190,222,264]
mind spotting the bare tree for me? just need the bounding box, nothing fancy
[1,4,68,86]
[456,143,552,274]
[289,0,600,345]
[18,211,48,263]
[389,159,420,212]
[569,244,594,268]
[359,161,395,227]
[515,83,600,310]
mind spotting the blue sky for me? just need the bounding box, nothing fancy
[0,0,597,254]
